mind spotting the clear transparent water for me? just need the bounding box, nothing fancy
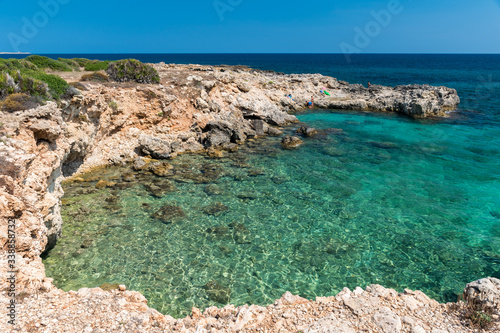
[43,109,500,318]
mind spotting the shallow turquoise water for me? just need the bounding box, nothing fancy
[43,109,500,318]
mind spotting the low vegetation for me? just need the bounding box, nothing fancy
[25,55,74,72]
[107,59,160,84]
[0,56,159,112]
[84,60,110,72]
[0,93,40,112]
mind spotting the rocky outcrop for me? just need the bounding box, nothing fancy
[464,277,500,315]
[0,63,471,332]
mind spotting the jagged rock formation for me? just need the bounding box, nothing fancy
[1,64,490,332]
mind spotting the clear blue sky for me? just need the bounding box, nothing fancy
[1,0,499,53]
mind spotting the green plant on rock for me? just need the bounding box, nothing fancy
[84,60,110,72]
[106,59,160,84]
[109,101,119,112]
[25,55,73,72]
[0,93,39,112]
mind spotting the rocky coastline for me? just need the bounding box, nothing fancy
[1,63,498,332]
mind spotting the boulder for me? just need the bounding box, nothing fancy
[464,277,500,314]
[281,135,303,149]
[139,135,172,159]
[27,119,61,142]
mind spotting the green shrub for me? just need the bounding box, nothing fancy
[58,58,80,71]
[72,58,92,67]
[109,101,118,112]
[84,60,110,71]
[25,55,73,72]
[27,70,69,99]
[106,59,160,84]
[0,93,39,112]
[81,72,109,82]
[0,72,17,97]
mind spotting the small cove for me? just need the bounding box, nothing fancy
[43,109,500,318]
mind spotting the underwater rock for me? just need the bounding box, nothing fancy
[145,184,166,198]
[322,147,345,157]
[122,172,136,182]
[204,184,224,196]
[222,143,239,152]
[237,191,259,200]
[229,222,254,244]
[490,211,500,219]
[296,126,318,137]
[133,157,149,171]
[99,283,120,291]
[207,148,224,158]
[205,225,231,240]
[80,239,93,249]
[150,161,174,177]
[369,141,399,149]
[204,281,231,304]
[281,135,303,149]
[202,203,229,216]
[95,180,116,189]
[271,176,289,184]
[145,180,177,197]
[152,204,186,224]
[248,169,265,177]
[201,163,224,181]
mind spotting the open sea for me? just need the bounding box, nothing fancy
[17,54,499,317]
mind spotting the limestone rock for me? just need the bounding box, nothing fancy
[281,135,303,149]
[464,277,500,314]
[139,135,172,159]
[372,308,402,333]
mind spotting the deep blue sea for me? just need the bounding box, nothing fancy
[17,54,499,317]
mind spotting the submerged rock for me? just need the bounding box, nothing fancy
[296,126,318,137]
[281,135,303,149]
[150,161,174,177]
[202,203,229,216]
[152,204,186,224]
[204,184,224,196]
[204,281,231,304]
[95,180,116,189]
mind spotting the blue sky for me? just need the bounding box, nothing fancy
[1,0,499,53]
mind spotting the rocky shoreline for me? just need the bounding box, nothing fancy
[1,63,498,332]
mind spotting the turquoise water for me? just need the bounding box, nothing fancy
[43,109,500,318]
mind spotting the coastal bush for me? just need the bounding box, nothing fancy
[0,93,39,112]
[25,55,74,72]
[84,60,110,72]
[81,72,109,82]
[28,71,69,99]
[58,58,80,71]
[72,58,92,67]
[106,59,160,84]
